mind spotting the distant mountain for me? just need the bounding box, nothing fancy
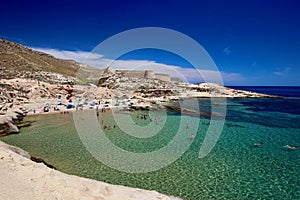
[0,39,104,83]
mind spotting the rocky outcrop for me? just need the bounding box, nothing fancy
[0,78,74,113]
[0,121,18,136]
[0,140,31,159]
[164,105,223,118]
[195,83,281,98]
[0,141,182,200]
[0,111,30,136]
[135,89,175,98]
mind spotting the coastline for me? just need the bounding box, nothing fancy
[0,38,298,199]
[0,140,182,200]
[0,78,282,200]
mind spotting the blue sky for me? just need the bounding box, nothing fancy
[1,0,300,85]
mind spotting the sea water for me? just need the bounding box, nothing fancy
[1,87,300,200]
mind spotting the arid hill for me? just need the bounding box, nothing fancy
[0,39,103,83]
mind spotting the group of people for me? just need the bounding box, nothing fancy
[137,114,149,120]
[103,125,116,130]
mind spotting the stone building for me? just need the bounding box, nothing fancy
[115,70,171,82]
[154,73,171,82]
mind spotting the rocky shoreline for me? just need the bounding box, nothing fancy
[0,77,280,137]
[0,110,29,136]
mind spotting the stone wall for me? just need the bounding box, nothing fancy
[116,70,145,79]
[116,70,171,82]
[171,77,182,82]
[154,73,171,82]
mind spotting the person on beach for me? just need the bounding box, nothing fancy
[43,106,49,112]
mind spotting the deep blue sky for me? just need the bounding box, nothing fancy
[1,0,300,85]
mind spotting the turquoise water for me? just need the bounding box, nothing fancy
[1,98,300,199]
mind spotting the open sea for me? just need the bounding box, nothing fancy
[1,86,300,199]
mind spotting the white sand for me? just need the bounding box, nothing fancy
[0,141,182,200]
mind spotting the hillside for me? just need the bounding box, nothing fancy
[0,39,103,83]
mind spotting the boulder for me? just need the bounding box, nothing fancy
[7,121,19,133]
[0,114,21,136]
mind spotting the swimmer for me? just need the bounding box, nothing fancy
[254,142,264,147]
[286,145,298,150]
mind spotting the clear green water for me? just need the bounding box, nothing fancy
[1,98,300,200]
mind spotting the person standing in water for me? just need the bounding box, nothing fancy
[190,133,195,140]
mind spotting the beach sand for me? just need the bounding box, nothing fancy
[0,141,182,200]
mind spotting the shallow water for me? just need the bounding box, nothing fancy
[1,98,300,200]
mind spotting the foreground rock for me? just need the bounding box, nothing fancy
[0,141,182,200]
[0,114,20,136]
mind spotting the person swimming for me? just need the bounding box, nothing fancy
[254,142,264,147]
[285,145,298,150]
